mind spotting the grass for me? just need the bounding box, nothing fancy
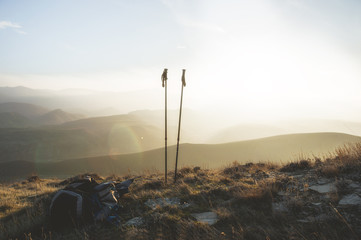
[280,142,361,178]
[1,143,361,239]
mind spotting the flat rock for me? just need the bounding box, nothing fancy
[309,183,336,194]
[339,194,361,206]
[191,212,218,225]
[125,217,144,227]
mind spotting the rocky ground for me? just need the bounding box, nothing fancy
[1,143,361,240]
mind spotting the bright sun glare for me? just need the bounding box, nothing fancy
[0,0,361,121]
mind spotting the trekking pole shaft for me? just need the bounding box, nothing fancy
[165,80,168,183]
[174,84,184,183]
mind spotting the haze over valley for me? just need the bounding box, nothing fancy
[2,2,361,239]
[1,0,361,181]
[1,87,361,181]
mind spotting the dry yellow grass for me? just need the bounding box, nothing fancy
[0,177,60,239]
[1,142,361,240]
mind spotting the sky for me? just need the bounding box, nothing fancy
[1,0,361,121]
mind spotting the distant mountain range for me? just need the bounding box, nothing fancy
[208,120,361,144]
[2,86,361,141]
[0,86,161,116]
[1,100,361,164]
[0,112,165,162]
[0,102,49,118]
[1,86,361,175]
[0,112,32,128]
[0,132,360,181]
[0,102,84,127]
[37,109,84,125]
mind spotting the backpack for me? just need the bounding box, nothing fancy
[49,176,134,229]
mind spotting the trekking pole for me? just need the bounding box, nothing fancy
[161,68,168,184]
[174,69,186,183]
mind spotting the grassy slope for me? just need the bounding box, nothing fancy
[1,143,361,240]
[1,132,360,181]
[3,107,361,165]
[40,132,361,174]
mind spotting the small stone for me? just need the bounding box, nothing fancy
[309,183,336,194]
[339,194,361,206]
[125,217,144,227]
[191,212,218,225]
[180,202,191,208]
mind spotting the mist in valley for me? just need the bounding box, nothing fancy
[1,0,361,179]
[2,2,361,239]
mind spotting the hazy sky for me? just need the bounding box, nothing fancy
[1,0,361,120]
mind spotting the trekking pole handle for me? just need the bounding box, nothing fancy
[162,68,168,87]
[181,69,186,87]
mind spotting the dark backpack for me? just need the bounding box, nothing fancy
[49,177,134,229]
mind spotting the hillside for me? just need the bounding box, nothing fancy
[0,127,106,163]
[1,143,361,239]
[0,112,32,128]
[0,102,85,127]
[0,114,164,163]
[1,132,360,181]
[0,86,49,98]
[36,109,83,125]
[59,114,166,153]
[208,124,286,143]
[208,120,361,143]
[0,102,49,119]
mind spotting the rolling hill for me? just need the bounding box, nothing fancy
[36,109,84,125]
[0,86,161,115]
[2,104,361,165]
[0,112,32,128]
[0,114,165,163]
[1,132,360,181]
[208,120,361,143]
[0,102,49,119]
[208,124,286,143]
[0,102,85,127]
[3,86,361,144]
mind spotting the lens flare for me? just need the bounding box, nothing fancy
[108,124,143,157]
